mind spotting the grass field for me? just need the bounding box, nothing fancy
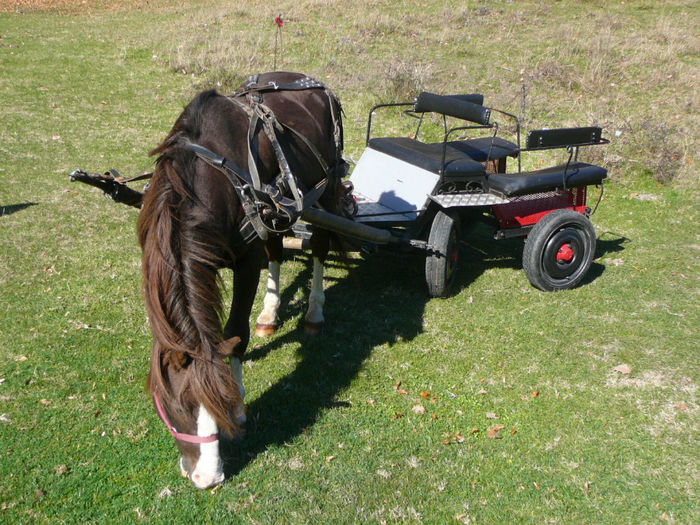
[1,1,698,523]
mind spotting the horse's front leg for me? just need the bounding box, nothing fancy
[304,228,330,335]
[223,244,263,425]
[255,235,283,337]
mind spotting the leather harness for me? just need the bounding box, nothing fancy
[185,75,346,246]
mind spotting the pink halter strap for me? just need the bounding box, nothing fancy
[152,391,219,444]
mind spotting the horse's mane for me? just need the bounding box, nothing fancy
[138,90,241,437]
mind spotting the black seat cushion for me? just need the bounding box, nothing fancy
[445,137,519,162]
[488,162,607,197]
[368,137,485,178]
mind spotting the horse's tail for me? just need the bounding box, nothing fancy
[137,117,240,436]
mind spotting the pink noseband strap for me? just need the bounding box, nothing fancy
[152,392,219,444]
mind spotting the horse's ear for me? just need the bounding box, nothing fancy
[161,350,191,370]
[217,336,241,358]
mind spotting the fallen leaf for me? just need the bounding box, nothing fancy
[420,390,430,399]
[676,402,688,412]
[486,412,497,420]
[487,425,505,439]
[392,380,402,391]
[367,398,375,407]
[531,390,539,398]
[17,355,28,362]
[393,413,404,419]
[396,389,408,395]
[470,428,479,434]
[478,389,488,395]
[511,428,517,435]
[412,404,425,415]
[584,481,591,493]
[326,455,336,463]
[613,364,632,375]
[55,465,68,475]
[40,399,51,406]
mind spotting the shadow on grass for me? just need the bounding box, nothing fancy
[222,250,429,477]
[0,202,38,217]
[222,226,630,476]
[453,223,631,293]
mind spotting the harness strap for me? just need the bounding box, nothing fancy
[229,95,322,219]
[235,75,326,98]
[183,142,270,241]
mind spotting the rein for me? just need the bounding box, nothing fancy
[152,391,219,444]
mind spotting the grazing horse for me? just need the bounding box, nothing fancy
[137,72,346,489]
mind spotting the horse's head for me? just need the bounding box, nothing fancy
[149,338,244,489]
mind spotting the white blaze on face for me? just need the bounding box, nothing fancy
[189,404,224,489]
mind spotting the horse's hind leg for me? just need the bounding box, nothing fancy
[255,235,283,337]
[304,228,330,335]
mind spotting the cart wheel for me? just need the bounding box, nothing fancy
[522,209,596,291]
[426,210,460,298]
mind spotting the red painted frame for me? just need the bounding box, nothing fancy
[492,187,587,229]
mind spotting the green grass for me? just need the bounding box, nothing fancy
[1,1,698,523]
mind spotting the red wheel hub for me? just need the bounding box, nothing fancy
[556,244,574,263]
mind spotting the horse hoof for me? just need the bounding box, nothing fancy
[255,323,277,337]
[304,321,323,336]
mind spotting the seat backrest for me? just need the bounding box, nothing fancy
[414,92,490,125]
[526,127,603,150]
[447,94,484,106]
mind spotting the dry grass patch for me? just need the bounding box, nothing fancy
[1,0,184,13]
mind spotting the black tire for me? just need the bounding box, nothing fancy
[522,209,596,291]
[425,210,460,298]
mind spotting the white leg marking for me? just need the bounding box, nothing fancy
[190,405,224,490]
[256,261,281,326]
[305,257,325,325]
[230,357,246,425]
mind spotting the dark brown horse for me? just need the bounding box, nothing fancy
[137,72,345,489]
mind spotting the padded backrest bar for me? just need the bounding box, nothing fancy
[526,127,603,150]
[448,93,484,106]
[414,92,490,125]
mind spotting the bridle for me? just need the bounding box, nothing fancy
[152,391,219,444]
